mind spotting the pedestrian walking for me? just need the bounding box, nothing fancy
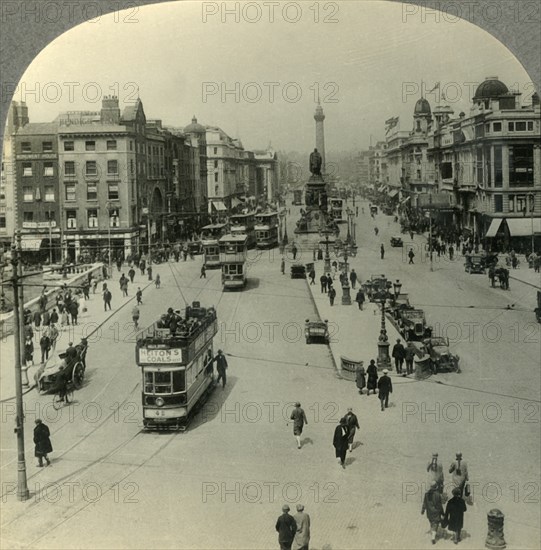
[405,341,416,375]
[132,305,140,329]
[147,265,153,281]
[374,227,379,236]
[155,274,161,289]
[410,230,414,240]
[356,363,366,394]
[355,288,365,310]
[344,407,360,452]
[377,369,392,411]
[356,206,359,216]
[42,310,50,327]
[380,243,385,259]
[281,257,286,275]
[422,481,444,545]
[328,286,336,306]
[136,287,143,305]
[449,452,469,497]
[69,300,79,325]
[408,248,415,264]
[366,359,378,395]
[49,308,59,326]
[320,274,327,293]
[391,338,406,374]
[213,349,228,388]
[292,244,298,260]
[128,267,136,283]
[45,324,59,351]
[444,487,467,545]
[449,245,454,261]
[33,419,52,467]
[275,504,297,550]
[349,268,357,289]
[309,268,316,285]
[60,309,69,328]
[292,504,311,550]
[333,417,349,468]
[427,453,444,494]
[24,337,34,366]
[121,278,129,297]
[103,287,112,311]
[139,260,146,276]
[289,402,308,449]
[39,333,51,364]
[82,281,90,300]
[326,273,333,289]
[200,265,206,278]
[33,310,42,329]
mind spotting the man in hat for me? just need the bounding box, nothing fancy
[213,349,228,388]
[366,359,378,395]
[377,369,393,411]
[289,402,308,449]
[344,407,360,452]
[275,504,297,550]
[427,453,444,493]
[421,481,444,545]
[292,504,311,550]
[33,419,52,467]
[405,341,416,375]
[333,417,349,468]
[449,452,469,497]
[391,338,406,374]
[444,487,467,544]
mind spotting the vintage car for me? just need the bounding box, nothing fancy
[390,235,403,247]
[388,293,411,319]
[370,205,378,215]
[188,241,203,255]
[420,336,460,373]
[397,308,432,341]
[464,253,486,274]
[361,274,392,302]
[290,263,306,279]
[305,319,330,344]
[36,339,88,394]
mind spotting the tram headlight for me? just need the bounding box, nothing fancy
[155,397,165,407]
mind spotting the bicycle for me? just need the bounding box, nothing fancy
[52,381,74,410]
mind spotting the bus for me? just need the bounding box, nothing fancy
[293,189,303,205]
[329,198,345,223]
[219,234,248,290]
[135,301,218,430]
[254,211,279,249]
[229,212,256,249]
[201,223,229,268]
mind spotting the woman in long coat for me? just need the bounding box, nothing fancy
[421,481,444,544]
[444,487,467,544]
[356,364,366,394]
[33,419,52,467]
[366,360,378,396]
[332,418,349,469]
[344,408,360,452]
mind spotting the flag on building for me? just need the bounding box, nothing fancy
[385,116,400,134]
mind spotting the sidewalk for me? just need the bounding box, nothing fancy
[0,268,153,403]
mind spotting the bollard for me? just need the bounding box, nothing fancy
[21,365,30,387]
[485,509,506,550]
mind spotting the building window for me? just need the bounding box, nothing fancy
[214,160,218,168]
[527,121,533,131]
[108,183,119,200]
[43,162,54,177]
[88,210,98,228]
[66,211,77,228]
[86,161,98,177]
[65,184,76,201]
[21,142,31,153]
[23,187,33,201]
[494,146,502,187]
[110,209,120,227]
[64,141,74,151]
[87,183,98,201]
[494,194,503,213]
[509,145,534,186]
[129,159,134,175]
[106,140,117,150]
[107,160,118,175]
[493,122,501,132]
[214,147,218,154]
[214,173,218,183]
[508,122,514,132]
[44,186,55,202]
[0,216,6,229]
[42,141,53,153]
[22,162,32,177]
[64,161,76,177]
[23,211,34,223]
[515,121,527,132]
[85,140,96,151]
[129,141,133,151]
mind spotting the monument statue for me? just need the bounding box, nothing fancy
[309,148,322,176]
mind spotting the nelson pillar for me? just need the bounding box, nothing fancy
[314,102,326,175]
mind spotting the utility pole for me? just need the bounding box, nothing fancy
[11,231,30,501]
[429,194,433,272]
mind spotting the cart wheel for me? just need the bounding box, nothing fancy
[72,362,84,389]
[52,393,64,410]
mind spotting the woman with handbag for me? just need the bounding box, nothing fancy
[444,487,467,544]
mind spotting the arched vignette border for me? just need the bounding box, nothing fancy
[0,0,539,154]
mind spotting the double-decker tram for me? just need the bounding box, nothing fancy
[135,302,218,430]
[254,211,279,249]
[229,212,256,248]
[293,189,303,205]
[219,234,248,290]
[329,198,345,223]
[201,223,229,268]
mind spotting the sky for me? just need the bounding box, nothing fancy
[14,0,533,154]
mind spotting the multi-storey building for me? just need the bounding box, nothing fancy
[253,147,278,204]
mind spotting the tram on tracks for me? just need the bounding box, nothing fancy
[201,223,229,268]
[329,198,345,223]
[254,211,279,249]
[219,233,248,289]
[293,189,303,205]
[229,211,256,248]
[136,301,218,430]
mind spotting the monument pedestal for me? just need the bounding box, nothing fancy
[341,284,352,305]
[485,509,506,550]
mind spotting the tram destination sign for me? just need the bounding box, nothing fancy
[138,348,183,364]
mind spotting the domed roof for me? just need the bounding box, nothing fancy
[414,98,431,115]
[473,77,509,100]
[184,116,205,134]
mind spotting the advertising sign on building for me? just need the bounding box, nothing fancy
[418,193,456,209]
[138,348,182,364]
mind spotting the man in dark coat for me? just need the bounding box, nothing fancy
[405,341,416,375]
[275,504,297,550]
[289,402,308,450]
[344,407,360,452]
[34,419,52,467]
[444,487,467,544]
[355,289,365,310]
[349,269,358,289]
[308,268,316,285]
[326,273,333,290]
[333,417,349,468]
[422,481,444,544]
[40,333,51,364]
[33,310,42,328]
[377,369,393,411]
[366,359,378,395]
[49,308,59,326]
[68,300,79,325]
[328,286,336,306]
[391,338,406,374]
[128,267,136,283]
[213,349,228,388]
[380,243,385,259]
[320,274,327,293]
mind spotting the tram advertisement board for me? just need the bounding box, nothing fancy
[137,348,183,364]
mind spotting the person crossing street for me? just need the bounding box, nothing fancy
[213,349,228,388]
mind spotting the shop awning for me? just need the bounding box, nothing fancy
[485,218,503,238]
[388,189,399,198]
[506,218,541,237]
[20,236,43,251]
[212,201,227,211]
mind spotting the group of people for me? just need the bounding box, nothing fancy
[354,362,394,411]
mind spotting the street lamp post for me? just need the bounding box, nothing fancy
[376,297,391,371]
[393,279,402,304]
[530,193,535,254]
[341,248,351,305]
[324,233,331,273]
[106,202,112,278]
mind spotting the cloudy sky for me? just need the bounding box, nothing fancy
[17,0,532,153]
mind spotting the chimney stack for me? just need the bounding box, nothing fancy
[100,95,120,124]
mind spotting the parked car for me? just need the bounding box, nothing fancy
[390,235,403,247]
[305,319,329,344]
[290,264,306,279]
[421,336,460,373]
[464,253,486,274]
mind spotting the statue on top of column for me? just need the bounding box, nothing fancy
[309,148,322,176]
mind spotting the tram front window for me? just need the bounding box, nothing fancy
[172,370,186,392]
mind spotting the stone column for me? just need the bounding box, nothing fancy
[485,509,506,550]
